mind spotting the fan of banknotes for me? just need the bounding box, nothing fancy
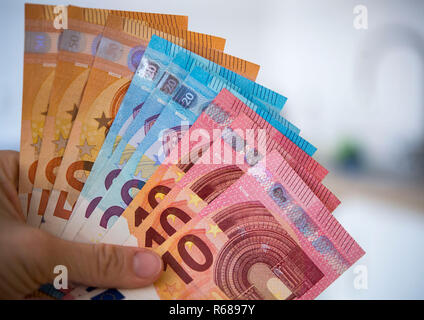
[20,3,365,300]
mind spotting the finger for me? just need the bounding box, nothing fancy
[0,150,23,221]
[0,150,19,188]
[42,234,163,289]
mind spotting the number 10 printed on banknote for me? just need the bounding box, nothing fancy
[78,150,363,300]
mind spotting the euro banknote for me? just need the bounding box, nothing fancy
[19,4,61,216]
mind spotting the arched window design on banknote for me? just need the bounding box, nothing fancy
[190,165,244,204]
[212,201,324,300]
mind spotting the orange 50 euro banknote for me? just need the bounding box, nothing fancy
[19,3,61,216]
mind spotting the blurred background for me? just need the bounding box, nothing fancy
[0,0,423,299]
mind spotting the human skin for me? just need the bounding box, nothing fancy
[0,150,162,299]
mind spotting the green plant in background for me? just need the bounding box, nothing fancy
[335,138,363,171]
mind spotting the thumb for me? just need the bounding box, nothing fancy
[43,233,163,289]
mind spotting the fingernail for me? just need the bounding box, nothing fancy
[133,250,162,279]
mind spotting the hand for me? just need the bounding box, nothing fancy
[0,150,162,299]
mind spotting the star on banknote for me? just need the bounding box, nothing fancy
[66,104,79,122]
[31,136,42,153]
[207,223,222,237]
[52,133,68,152]
[94,112,112,130]
[185,241,194,249]
[156,192,166,201]
[41,105,49,116]
[77,139,95,157]
[175,171,184,182]
[188,193,202,207]
[163,282,178,296]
